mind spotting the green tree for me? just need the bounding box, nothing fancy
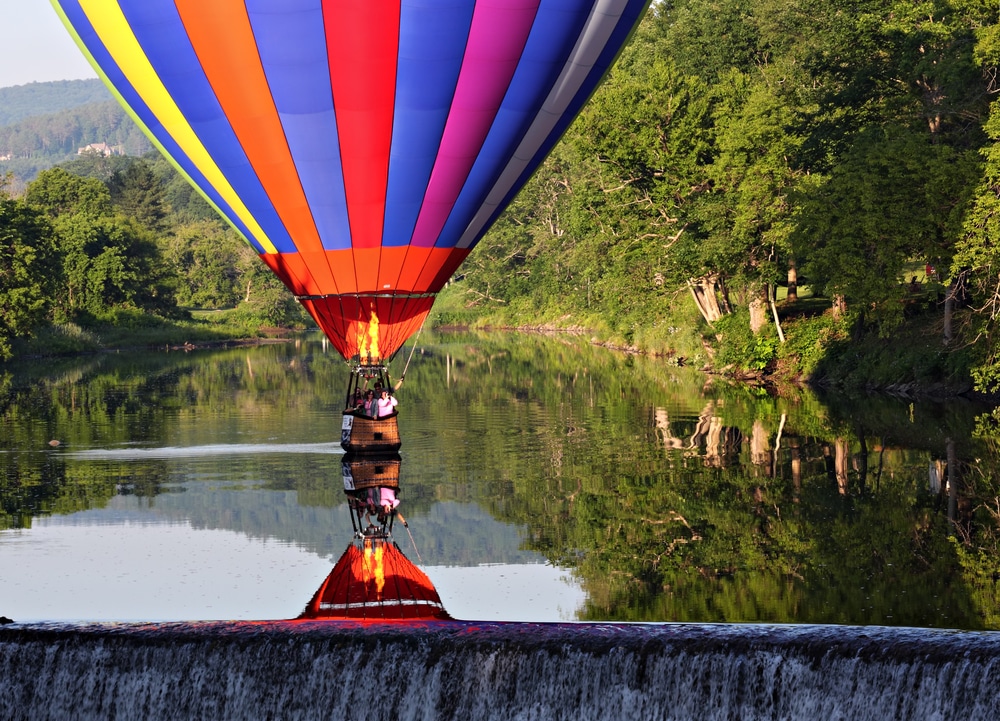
[954,102,1000,390]
[53,213,175,317]
[162,220,246,308]
[24,167,113,218]
[57,153,135,184]
[796,128,979,329]
[688,69,806,331]
[0,186,59,358]
[24,168,177,320]
[149,154,219,223]
[950,1,1000,389]
[107,158,166,230]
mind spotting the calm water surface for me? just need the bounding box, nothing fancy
[2,331,999,628]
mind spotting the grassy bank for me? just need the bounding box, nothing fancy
[430,282,977,397]
[7,308,287,359]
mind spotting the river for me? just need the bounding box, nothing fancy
[2,330,999,626]
[2,331,999,718]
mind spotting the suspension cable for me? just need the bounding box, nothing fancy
[394,316,427,390]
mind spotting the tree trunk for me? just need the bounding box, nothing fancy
[704,416,725,468]
[768,284,785,343]
[835,438,849,495]
[943,276,962,344]
[946,437,958,523]
[831,294,847,319]
[749,287,768,334]
[786,258,798,302]
[943,291,954,344]
[718,275,733,314]
[688,276,724,324]
[750,419,770,466]
[855,431,868,492]
[790,437,801,502]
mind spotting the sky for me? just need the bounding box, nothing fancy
[1,519,585,622]
[0,3,98,89]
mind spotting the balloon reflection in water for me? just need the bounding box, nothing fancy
[51,0,650,362]
[299,454,451,621]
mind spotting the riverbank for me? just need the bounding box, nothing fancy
[5,311,296,361]
[6,291,982,402]
[430,285,980,399]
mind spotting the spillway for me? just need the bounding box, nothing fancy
[2,621,998,720]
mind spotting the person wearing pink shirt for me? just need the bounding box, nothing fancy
[380,487,400,514]
[375,388,398,418]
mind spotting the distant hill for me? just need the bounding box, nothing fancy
[0,96,152,189]
[0,79,111,127]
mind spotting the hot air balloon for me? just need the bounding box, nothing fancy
[51,0,650,366]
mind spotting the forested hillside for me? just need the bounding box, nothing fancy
[0,100,151,188]
[0,79,108,127]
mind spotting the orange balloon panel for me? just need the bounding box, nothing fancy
[260,247,466,360]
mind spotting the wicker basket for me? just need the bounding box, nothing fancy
[341,454,401,490]
[340,411,402,453]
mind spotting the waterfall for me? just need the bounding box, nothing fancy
[2,621,998,720]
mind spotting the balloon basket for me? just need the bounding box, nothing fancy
[340,412,401,454]
[341,453,401,490]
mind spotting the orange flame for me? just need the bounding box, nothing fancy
[362,540,386,596]
[354,306,381,362]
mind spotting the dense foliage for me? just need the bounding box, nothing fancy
[455,0,1000,390]
[0,152,309,359]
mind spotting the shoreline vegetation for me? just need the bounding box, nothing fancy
[7,292,986,405]
[429,278,991,403]
[6,313,289,361]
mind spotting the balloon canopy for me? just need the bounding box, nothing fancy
[52,0,650,360]
[299,539,452,621]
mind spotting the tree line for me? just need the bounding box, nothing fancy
[458,0,1000,392]
[0,79,109,127]
[0,152,306,359]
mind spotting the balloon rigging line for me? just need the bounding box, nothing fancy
[395,316,427,390]
[397,512,423,564]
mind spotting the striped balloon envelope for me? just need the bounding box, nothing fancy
[51,0,650,361]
